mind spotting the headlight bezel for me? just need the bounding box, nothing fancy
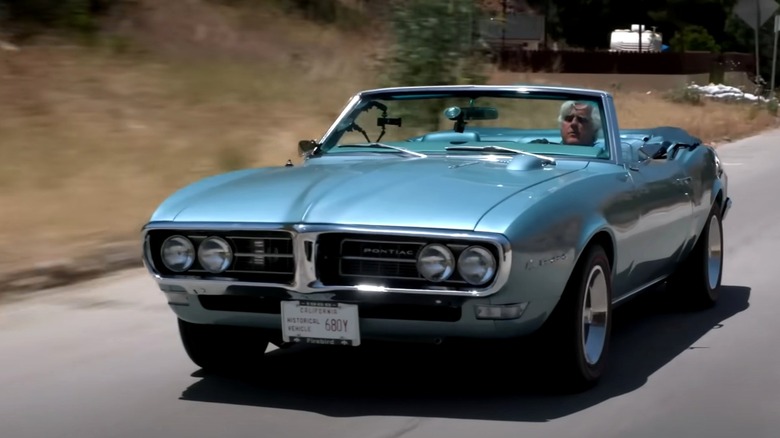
[160,235,196,272]
[416,243,456,282]
[457,245,497,286]
[197,236,234,274]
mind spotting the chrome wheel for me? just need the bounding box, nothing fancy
[536,245,611,391]
[582,265,609,366]
[666,204,723,310]
[707,214,723,291]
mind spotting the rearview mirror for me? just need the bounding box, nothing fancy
[443,106,499,121]
[298,139,318,156]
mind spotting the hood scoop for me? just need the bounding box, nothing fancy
[506,154,554,171]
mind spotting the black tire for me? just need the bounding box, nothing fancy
[533,244,613,393]
[667,203,723,310]
[177,318,269,375]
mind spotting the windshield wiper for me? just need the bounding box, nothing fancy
[336,143,427,158]
[445,145,556,165]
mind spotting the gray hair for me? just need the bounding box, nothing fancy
[558,100,601,135]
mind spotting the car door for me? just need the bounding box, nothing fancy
[625,149,695,285]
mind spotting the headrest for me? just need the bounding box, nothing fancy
[421,131,481,144]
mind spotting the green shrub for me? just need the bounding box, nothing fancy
[0,0,123,34]
[767,98,778,116]
[381,0,488,88]
[670,25,720,53]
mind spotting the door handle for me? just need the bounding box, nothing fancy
[676,177,692,184]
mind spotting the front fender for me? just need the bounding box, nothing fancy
[476,170,624,324]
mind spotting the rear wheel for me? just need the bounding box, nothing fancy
[534,244,613,392]
[668,203,722,309]
[178,318,269,374]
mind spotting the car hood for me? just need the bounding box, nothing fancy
[151,156,589,231]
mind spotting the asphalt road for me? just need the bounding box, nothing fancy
[2,129,778,438]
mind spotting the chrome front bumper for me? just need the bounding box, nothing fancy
[163,285,540,342]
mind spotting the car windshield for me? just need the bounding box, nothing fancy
[318,88,611,160]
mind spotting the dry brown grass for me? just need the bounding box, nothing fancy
[612,90,778,142]
[0,3,378,270]
[0,0,777,272]
[489,70,779,143]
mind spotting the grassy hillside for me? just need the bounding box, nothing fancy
[0,0,382,268]
[0,0,776,271]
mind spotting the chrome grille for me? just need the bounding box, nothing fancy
[339,239,424,280]
[148,229,295,283]
[222,235,294,274]
[317,233,492,290]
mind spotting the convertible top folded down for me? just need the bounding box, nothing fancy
[620,126,703,147]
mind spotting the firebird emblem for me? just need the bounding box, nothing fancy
[525,254,567,270]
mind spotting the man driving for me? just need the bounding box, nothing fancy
[558,100,601,145]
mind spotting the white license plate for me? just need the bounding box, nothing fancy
[281,301,361,346]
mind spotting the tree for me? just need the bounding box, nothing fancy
[0,0,122,35]
[646,0,737,48]
[524,0,739,51]
[526,0,612,49]
[670,25,720,52]
[379,0,488,131]
[382,0,487,86]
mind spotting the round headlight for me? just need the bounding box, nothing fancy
[416,244,455,282]
[457,246,496,285]
[198,237,233,273]
[161,235,195,272]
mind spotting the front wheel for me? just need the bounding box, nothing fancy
[533,244,613,392]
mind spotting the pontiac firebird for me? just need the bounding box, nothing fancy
[141,84,730,391]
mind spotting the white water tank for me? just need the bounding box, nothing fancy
[610,25,663,52]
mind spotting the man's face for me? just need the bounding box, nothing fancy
[560,104,596,145]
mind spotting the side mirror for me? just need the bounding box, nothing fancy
[298,139,318,156]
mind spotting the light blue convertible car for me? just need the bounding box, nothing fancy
[141,85,730,391]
